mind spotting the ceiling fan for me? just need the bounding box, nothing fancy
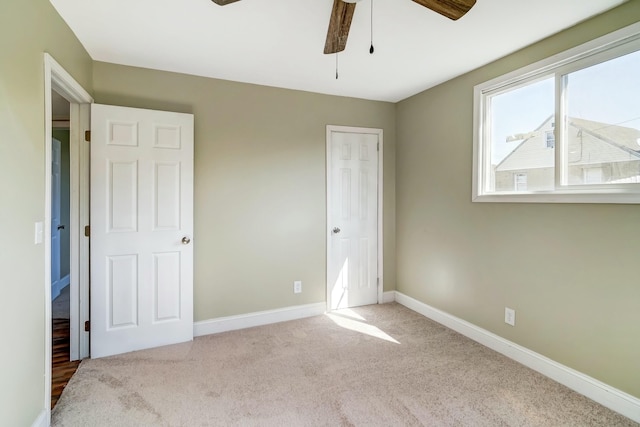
[211,0,476,54]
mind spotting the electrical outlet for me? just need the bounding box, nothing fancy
[505,307,516,326]
[293,281,302,294]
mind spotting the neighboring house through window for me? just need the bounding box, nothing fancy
[493,116,640,191]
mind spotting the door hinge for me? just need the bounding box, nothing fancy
[377,142,379,151]
[84,320,90,332]
[377,277,380,287]
[85,130,91,142]
[84,225,90,237]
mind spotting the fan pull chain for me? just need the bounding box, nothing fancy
[335,52,339,79]
[369,0,374,54]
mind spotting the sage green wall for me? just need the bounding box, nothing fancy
[92,62,396,321]
[396,1,640,398]
[0,0,92,424]
[53,128,71,279]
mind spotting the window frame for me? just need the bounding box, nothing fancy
[473,22,640,203]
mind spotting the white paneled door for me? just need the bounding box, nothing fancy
[90,104,194,358]
[328,128,380,310]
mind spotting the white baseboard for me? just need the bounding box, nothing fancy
[382,291,396,304]
[194,302,326,337]
[394,291,640,423]
[31,409,48,427]
[60,274,70,288]
[195,294,398,337]
[51,274,70,301]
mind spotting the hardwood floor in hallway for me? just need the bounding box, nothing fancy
[52,318,80,409]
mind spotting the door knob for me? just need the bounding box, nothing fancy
[57,225,65,230]
[182,236,191,245]
[332,227,341,234]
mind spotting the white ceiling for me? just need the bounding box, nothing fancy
[50,0,626,102]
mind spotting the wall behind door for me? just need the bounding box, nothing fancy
[93,62,397,321]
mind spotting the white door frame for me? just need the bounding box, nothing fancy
[326,125,384,311]
[44,53,93,416]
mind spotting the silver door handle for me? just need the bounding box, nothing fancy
[332,227,341,234]
[182,236,191,245]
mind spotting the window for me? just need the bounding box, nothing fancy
[514,173,528,191]
[473,22,640,203]
[545,131,555,149]
[583,167,603,184]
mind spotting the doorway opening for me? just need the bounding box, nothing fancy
[44,53,93,417]
[50,90,80,408]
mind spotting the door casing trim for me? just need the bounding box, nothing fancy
[325,125,384,312]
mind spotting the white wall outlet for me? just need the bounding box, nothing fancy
[293,281,302,294]
[505,307,516,326]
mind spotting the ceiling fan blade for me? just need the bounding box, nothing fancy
[211,0,242,5]
[411,0,476,20]
[324,0,357,55]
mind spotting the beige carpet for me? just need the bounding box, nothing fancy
[52,303,637,426]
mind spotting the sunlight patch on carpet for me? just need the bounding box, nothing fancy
[326,312,400,344]
[331,308,366,321]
